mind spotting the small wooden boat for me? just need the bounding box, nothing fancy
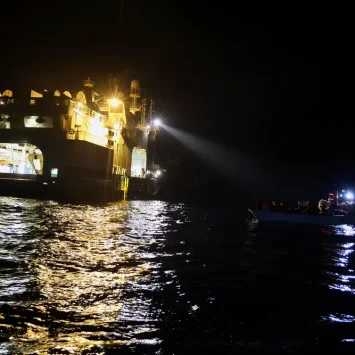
[248,209,355,226]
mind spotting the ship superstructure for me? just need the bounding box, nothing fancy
[0,77,159,201]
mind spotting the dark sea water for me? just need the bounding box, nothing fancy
[1,196,355,354]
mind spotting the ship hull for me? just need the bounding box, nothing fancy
[0,130,123,203]
[249,210,355,226]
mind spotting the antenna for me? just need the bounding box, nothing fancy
[148,99,154,125]
[141,98,147,125]
[83,77,94,88]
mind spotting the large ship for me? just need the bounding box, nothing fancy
[0,77,162,202]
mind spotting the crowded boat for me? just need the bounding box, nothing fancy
[249,190,355,225]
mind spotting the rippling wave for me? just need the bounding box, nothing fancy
[1,197,355,354]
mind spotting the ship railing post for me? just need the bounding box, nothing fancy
[123,176,129,200]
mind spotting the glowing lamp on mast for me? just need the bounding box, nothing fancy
[109,98,120,107]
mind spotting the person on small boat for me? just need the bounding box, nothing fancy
[318,198,348,216]
[270,200,277,211]
[257,199,264,210]
[295,201,309,214]
[328,201,338,215]
[278,201,285,212]
[318,199,330,215]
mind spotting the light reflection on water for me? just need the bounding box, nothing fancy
[0,197,181,354]
[1,198,355,353]
[321,226,355,295]
[322,314,355,323]
[334,224,355,236]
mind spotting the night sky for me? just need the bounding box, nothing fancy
[1,3,353,200]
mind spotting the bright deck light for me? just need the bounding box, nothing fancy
[109,98,120,107]
[346,192,354,200]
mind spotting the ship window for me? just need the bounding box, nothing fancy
[33,159,41,171]
[30,99,36,105]
[51,168,58,178]
[0,115,10,129]
[24,116,53,128]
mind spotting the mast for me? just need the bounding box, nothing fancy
[148,99,154,127]
[129,80,141,115]
[149,99,157,166]
[141,98,147,125]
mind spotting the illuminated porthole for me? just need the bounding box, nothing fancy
[51,168,58,178]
